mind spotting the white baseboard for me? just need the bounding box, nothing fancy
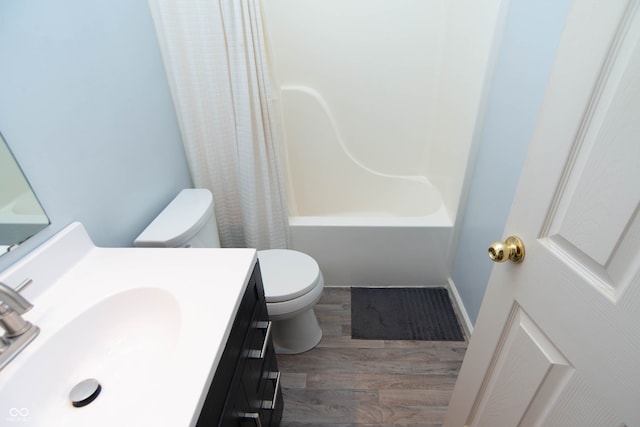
[447,277,474,338]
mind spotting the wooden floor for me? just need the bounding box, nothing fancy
[276,287,468,427]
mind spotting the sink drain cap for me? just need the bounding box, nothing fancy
[70,378,102,407]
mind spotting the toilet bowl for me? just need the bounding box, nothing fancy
[134,188,323,354]
[258,249,324,354]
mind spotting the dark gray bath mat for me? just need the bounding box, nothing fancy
[351,287,464,341]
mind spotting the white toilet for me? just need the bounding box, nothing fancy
[134,188,323,354]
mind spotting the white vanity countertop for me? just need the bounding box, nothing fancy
[0,222,257,426]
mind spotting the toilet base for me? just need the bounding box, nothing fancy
[271,308,322,354]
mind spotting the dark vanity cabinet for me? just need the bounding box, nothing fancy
[197,262,283,427]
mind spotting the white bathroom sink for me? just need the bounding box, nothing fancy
[0,288,180,423]
[0,223,257,426]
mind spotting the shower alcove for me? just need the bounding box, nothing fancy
[264,0,504,286]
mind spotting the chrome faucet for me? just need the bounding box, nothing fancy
[0,281,39,371]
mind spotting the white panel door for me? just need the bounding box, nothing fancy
[445,1,640,426]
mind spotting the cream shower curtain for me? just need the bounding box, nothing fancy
[148,0,289,249]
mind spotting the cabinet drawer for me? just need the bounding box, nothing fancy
[257,344,282,427]
[218,380,249,427]
[242,301,270,396]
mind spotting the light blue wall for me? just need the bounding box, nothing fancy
[451,0,572,325]
[0,0,193,270]
[0,0,575,303]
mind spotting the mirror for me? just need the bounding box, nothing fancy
[0,132,50,255]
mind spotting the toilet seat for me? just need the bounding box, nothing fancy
[257,249,322,303]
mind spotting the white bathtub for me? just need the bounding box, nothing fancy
[282,86,453,286]
[289,207,453,287]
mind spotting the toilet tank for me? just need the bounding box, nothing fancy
[133,189,221,248]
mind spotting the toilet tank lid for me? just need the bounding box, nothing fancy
[134,189,213,247]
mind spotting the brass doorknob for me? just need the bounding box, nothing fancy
[488,236,525,264]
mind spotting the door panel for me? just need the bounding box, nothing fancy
[467,305,573,427]
[541,13,640,297]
